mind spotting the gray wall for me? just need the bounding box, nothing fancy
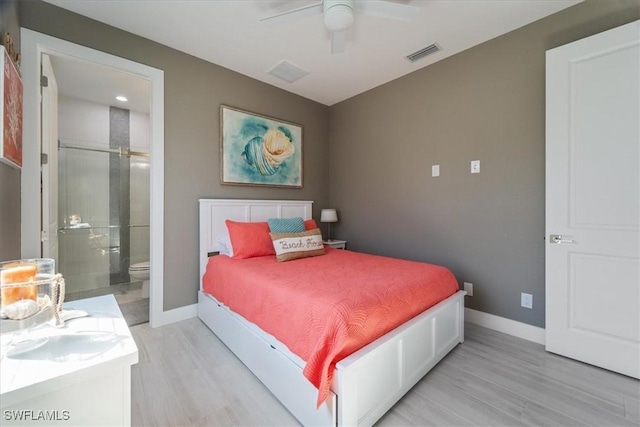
[19,1,330,311]
[10,0,639,324]
[328,0,639,328]
[0,0,21,261]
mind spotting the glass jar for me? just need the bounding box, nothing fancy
[0,258,65,334]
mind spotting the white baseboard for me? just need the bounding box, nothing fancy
[147,303,547,346]
[151,303,198,328]
[465,308,546,345]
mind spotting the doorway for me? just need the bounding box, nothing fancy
[42,54,152,326]
[20,28,166,327]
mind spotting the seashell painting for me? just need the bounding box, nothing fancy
[221,106,302,188]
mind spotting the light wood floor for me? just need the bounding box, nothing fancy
[130,319,639,426]
[66,283,149,326]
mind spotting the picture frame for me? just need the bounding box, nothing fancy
[0,45,23,169]
[220,105,302,188]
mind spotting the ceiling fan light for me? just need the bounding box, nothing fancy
[324,2,354,32]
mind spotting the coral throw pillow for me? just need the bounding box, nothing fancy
[225,220,276,259]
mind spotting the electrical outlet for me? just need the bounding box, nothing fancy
[471,160,480,174]
[432,165,440,177]
[464,282,473,296]
[521,293,533,309]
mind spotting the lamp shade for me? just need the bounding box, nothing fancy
[320,208,338,223]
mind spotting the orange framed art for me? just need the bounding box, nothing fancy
[0,45,23,169]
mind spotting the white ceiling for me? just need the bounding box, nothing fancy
[44,0,582,106]
[49,54,151,113]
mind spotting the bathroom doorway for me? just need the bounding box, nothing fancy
[21,29,165,328]
[42,54,151,326]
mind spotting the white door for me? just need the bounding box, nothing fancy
[41,54,59,261]
[545,20,639,378]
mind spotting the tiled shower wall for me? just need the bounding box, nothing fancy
[109,106,130,284]
[58,95,150,293]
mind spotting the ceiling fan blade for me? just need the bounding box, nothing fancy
[331,31,346,54]
[260,1,324,25]
[357,0,418,22]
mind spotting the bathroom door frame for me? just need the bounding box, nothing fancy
[20,28,166,328]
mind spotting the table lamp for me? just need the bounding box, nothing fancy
[320,208,338,241]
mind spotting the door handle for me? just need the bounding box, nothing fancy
[550,234,575,244]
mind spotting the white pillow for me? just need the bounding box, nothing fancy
[216,234,234,257]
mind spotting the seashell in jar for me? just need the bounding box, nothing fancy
[38,294,52,310]
[4,299,40,320]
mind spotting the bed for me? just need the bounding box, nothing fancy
[198,199,466,426]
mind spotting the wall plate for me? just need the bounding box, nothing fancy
[471,160,480,174]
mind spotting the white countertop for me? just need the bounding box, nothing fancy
[0,295,139,407]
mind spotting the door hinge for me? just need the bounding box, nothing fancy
[41,75,49,87]
[41,230,48,242]
[41,153,48,165]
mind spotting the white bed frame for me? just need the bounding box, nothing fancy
[198,199,465,426]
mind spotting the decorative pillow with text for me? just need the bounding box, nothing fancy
[270,228,326,262]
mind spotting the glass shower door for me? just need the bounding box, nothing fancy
[57,141,131,299]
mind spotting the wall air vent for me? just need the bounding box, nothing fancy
[406,43,441,63]
[267,60,309,83]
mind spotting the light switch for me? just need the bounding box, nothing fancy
[471,160,480,174]
[432,165,440,177]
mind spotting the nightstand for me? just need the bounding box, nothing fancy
[324,239,347,249]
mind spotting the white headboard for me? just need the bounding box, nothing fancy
[198,199,313,287]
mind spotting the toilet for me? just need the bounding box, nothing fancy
[128,261,150,298]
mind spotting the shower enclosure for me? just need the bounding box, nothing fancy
[57,107,150,300]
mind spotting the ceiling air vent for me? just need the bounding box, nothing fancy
[406,43,441,63]
[267,60,309,83]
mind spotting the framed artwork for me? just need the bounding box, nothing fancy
[0,45,23,169]
[220,105,302,188]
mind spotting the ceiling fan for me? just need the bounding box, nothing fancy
[261,0,419,54]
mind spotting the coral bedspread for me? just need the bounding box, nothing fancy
[202,248,458,406]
